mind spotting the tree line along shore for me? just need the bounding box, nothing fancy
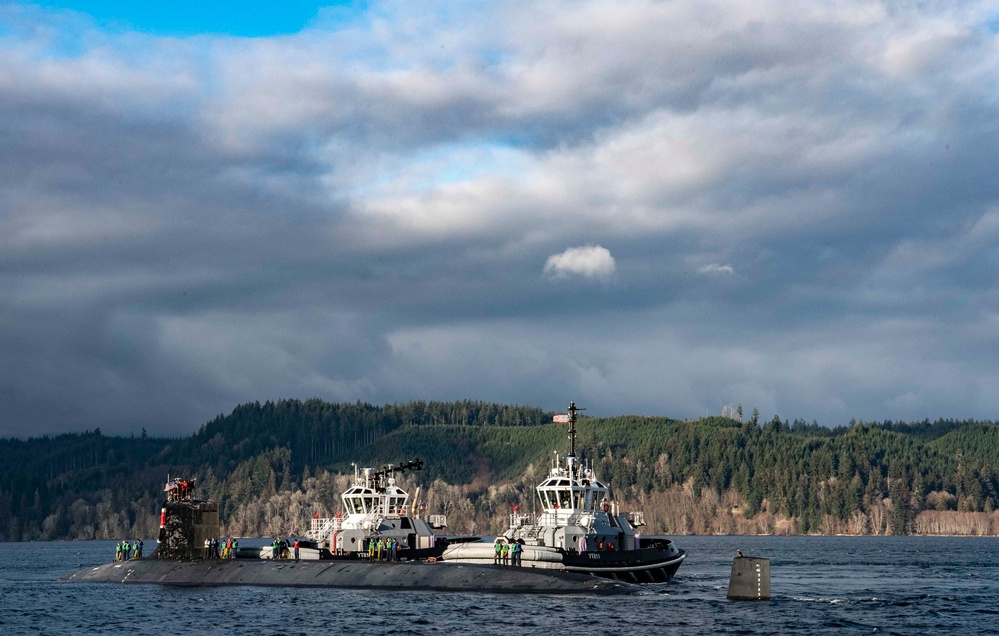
[1,399,998,541]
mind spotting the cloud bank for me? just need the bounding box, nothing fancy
[2,1,999,436]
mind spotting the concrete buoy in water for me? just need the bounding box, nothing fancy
[727,551,770,600]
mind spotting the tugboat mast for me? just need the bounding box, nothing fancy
[370,459,424,490]
[567,401,585,458]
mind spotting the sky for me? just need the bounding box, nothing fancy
[2,1,999,438]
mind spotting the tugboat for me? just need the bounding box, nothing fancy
[304,459,452,560]
[442,402,685,583]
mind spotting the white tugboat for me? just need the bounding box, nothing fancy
[443,402,686,583]
[303,459,450,560]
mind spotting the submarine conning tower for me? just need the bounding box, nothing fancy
[154,477,219,560]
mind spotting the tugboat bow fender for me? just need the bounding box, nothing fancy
[441,543,564,568]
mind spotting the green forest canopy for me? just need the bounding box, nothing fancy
[0,399,997,540]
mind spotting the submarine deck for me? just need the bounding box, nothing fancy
[61,558,645,595]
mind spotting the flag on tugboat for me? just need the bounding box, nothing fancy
[553,414,569,423]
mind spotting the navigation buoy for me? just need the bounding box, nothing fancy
[727,552,770,600]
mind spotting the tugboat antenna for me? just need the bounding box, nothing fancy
[568,401,585,458]
[371,458,425,489]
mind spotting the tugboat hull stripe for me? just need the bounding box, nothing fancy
[563,552,686,574]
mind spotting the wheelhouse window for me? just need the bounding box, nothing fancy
[539,490,559,509]
[558,490,572,509]
[344,496,362,515]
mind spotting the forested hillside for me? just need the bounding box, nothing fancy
[1,399,997,541]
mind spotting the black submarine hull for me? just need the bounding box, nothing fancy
[60,558,645,595]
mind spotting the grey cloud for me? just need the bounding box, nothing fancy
[3,2,999,436]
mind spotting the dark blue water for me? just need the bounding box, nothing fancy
[2,536,997,635]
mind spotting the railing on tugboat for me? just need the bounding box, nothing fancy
[509,511,593,529]
[307,516,342,541]
[507,509,645,531]
[626,511,645,527]
[509,513,533,528]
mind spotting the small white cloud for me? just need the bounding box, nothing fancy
[698,263,735,276]
[543,245,616,281]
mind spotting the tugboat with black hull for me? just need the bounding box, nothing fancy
[443,402,685,583]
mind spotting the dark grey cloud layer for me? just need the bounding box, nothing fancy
[3,1,999,436]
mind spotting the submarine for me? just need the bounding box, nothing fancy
[62,402,684,594]
[61,554,641,594]
[60,482,642,594]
